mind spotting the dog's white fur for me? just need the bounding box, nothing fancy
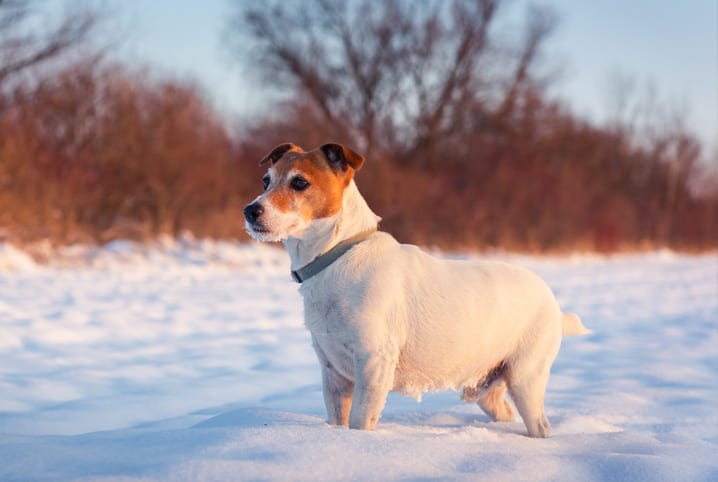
[246,145,589,437]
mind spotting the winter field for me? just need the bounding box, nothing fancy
[0,238,716,481]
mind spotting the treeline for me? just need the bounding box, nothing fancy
[232,0,717,251]
[0,62,251,243]
[0,0,716,251]
[1,59,714,251]
[243,90,717,252]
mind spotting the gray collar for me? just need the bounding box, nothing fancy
[291,230,376,283]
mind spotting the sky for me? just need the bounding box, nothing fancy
[77,0,718,155]
[548,0,717,153]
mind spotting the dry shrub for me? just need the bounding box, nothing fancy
[227,0,717,252]
[0,61,248,244]
[0,49,715,251]
[247,89,717,252]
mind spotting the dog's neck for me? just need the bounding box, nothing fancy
[283,179,380,271]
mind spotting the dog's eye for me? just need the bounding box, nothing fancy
[262,175,270,191]
[290,176,310,191]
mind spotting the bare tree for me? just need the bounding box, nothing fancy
[603,71,706,243]
[0,0,102,85]
[227,0,557,164]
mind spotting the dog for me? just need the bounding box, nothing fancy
[244,142,590,437]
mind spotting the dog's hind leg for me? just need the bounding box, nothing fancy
[506,354,555,438]
[477,380,515,422]
[506,308,562,437]
[507,375,551,437]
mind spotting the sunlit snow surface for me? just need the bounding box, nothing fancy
[1,239,716,481]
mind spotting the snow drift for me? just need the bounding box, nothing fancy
[0,239,716,481]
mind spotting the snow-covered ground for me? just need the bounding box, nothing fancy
[0,238,716,481]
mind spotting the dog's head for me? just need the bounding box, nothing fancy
[244,143,365,242]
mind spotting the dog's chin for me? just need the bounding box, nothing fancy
[245,223,282,243]
[245,217,310,243]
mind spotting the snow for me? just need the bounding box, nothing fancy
[0,238,716,481]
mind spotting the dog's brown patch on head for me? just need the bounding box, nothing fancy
[264,146,358,222]
[259,143,303,166]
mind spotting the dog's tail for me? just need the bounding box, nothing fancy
[562,312,591,336]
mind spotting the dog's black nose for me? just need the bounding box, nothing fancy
[244,202,264,223]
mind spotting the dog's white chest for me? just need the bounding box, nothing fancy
[303,290,357,379]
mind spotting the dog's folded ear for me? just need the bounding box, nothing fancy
[321,143,365,172]
[259,143,303,166]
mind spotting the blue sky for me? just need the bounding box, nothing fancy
[548,0,716,152]
[101,1,717,154]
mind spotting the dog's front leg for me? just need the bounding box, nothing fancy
[313,337,354,426]
[349,350,396,430]
[321,362,354,426]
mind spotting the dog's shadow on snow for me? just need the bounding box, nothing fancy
[188,389,619,437]
[185,384,603,436]
[188,404,530,437]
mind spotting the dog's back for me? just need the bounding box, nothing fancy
[304,232,565,401]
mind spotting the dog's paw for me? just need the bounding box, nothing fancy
[526,416,551,438]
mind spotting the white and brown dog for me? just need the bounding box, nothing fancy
[244,142,590,437]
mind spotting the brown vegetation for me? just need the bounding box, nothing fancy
[230,0,717,251]
[0,61,249,243]
[0,0,715,251]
